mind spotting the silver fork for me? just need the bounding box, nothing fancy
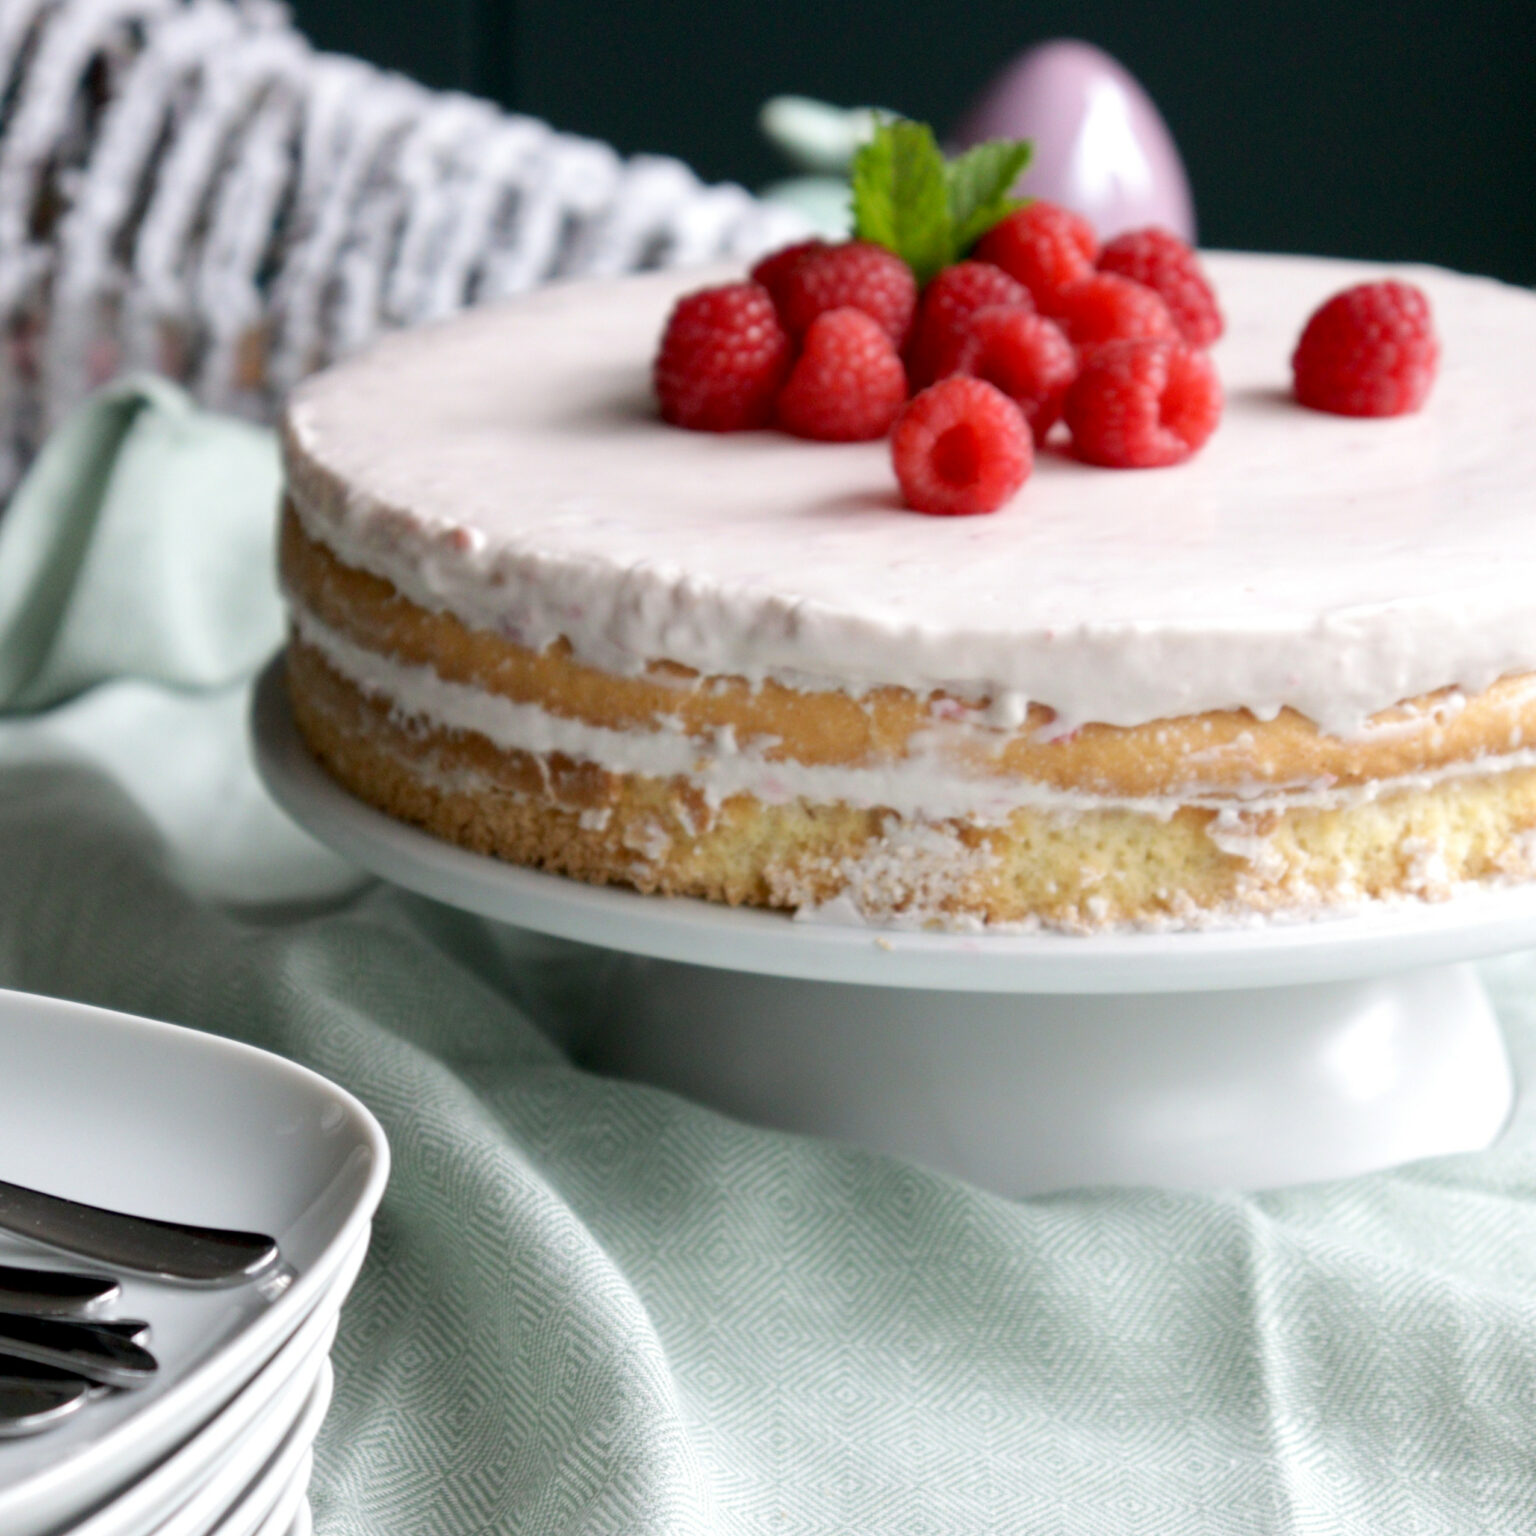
[0,1180,280,1286]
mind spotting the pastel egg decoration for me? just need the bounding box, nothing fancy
[949,39,1195,244]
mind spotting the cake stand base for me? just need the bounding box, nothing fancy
[570,958,1512,1195]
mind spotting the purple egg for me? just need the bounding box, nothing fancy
[949,39,1195,244]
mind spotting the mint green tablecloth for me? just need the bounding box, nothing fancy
[4,380,1536,1535]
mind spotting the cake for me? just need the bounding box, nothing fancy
[277,250,1536,930]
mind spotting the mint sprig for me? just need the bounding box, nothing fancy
[946,138,1034,252]
[849,119,953,286]
[851,119,1032,284]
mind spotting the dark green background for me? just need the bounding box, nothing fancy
[290,0,1536,286]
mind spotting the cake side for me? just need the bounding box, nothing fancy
[285,636,1536,930]
[282,511,1536,929]
[283,505,1536,804]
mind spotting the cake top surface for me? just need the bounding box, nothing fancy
[283,251,1536,734]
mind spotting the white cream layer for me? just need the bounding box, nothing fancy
[292,602,1536,827]
[283,251,1536,737]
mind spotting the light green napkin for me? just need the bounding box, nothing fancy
[0,377,283,710]
[4,382,1536,1536]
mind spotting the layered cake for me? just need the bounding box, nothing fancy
[278,250,1536,929]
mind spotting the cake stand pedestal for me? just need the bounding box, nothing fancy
[252,662,1528,1196]
[571,959,1508,1194]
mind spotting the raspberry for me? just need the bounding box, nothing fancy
[891,376,1033,515]
[1054,272,1177,354]
[934,305,1077,440]
[906,260,1032,388]
[1291,280,1439,416]
[774,240,918,350]
[974,201,1098,314]
[1063,338,1222,468]
[749,238,827,300]
[653,281,791,432]
[777,307,909,441]
[1097,227,1224,346]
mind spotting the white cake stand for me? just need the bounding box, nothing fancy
[251,662,1530,1196]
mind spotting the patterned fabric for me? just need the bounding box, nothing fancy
[3,383,1536,1534]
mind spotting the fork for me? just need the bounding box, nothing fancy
[0,1179,279,1285]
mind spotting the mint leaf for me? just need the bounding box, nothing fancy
[850,119,1033,282]
[851,118,952,285]
[946,138,1032,253]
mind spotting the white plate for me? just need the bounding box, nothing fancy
[69,1316,332,1536]
[0,989,387,1536]
[252,659,1536,993]
[151,1362,332,1536]
[240,1450,311,1536]
[71,1231,363,1536]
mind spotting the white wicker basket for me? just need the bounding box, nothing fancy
[0,0,809,495]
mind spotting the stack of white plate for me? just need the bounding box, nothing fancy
[0,989,389,1536]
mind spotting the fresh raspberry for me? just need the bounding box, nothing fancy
[906,260,1032,387]
[653,281,791,431]
[934,305,1078,440]
[1291,280,1439,416]
[1097,227,1224,346]
[773,240,918,350]
[776,307,909,441]
[891,376,1033,515]
[1054,272,1177,354]
[1063,338,1222,468]
[749,238,827,300]
[973,201,1098,314]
